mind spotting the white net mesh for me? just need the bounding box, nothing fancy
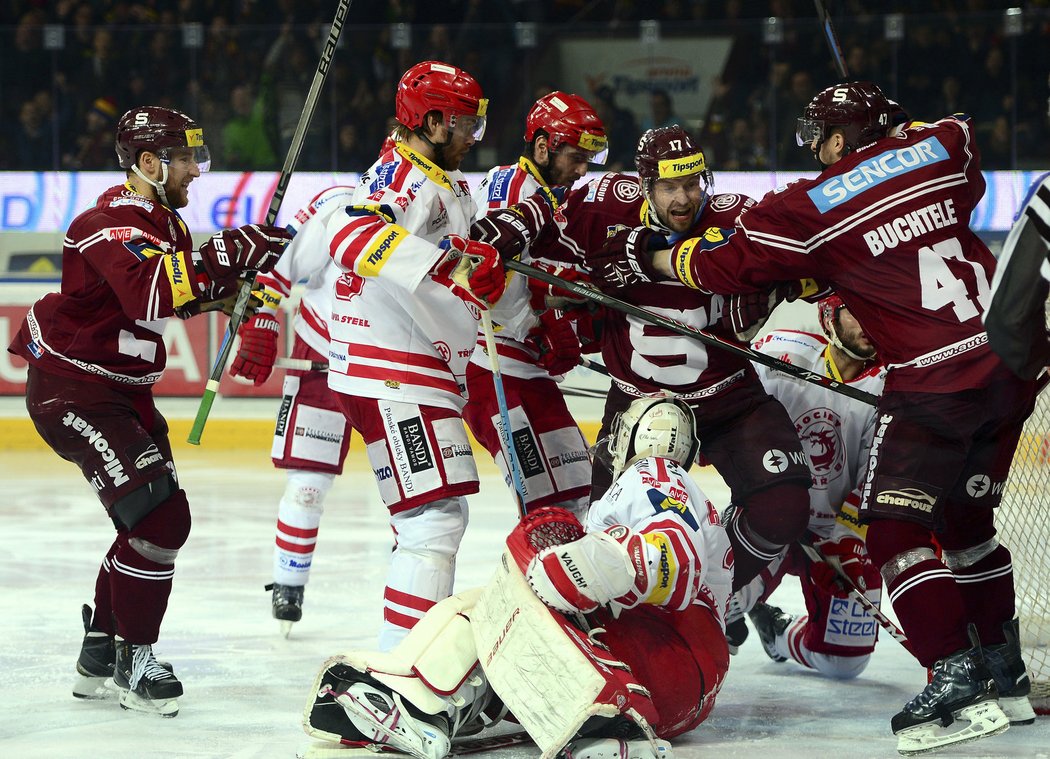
[996,381,1050,713]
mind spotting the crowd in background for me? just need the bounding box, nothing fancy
[2,0,1047,173]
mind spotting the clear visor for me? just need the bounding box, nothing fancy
[796,117,826,147]
[447,113,487,141]
[588,435,615,474]
[160,145,212,173]
[561,145,609,166]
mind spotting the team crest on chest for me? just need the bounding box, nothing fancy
[795,407,845,489]
[612,179,641,203]
[710,194,739,211]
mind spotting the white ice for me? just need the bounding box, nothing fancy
[2,398,1048,759]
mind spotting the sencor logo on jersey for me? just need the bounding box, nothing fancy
[807,137,950,213]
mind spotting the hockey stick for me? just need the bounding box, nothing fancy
[506,259,878,406]
[275,357,329,372]
[481,310,528,516]
[579,355,610,376]
[797,541,914,654]
[814,0,849,79]
[188,0,352,445]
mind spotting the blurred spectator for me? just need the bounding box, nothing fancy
[335,123,372,171]
[722,118,768,171]
[641,89,679,132]
[13,99,53,169]
[980,115,1013,170]
[62,96,119,170]
[223,84,278,170]
[589,83,639,171]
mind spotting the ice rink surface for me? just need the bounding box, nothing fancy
[2,443,1048,759]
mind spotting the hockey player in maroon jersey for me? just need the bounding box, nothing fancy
[7,106,291,716]
[590,82,1037,753]
[533,125,812,605]
[463,91,608,516]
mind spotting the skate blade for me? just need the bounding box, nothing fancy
[896,699,1010,755]
[117,688,180,717]
[1000,695,1037,726]
[281,620,295,638]
[72,673,115,699]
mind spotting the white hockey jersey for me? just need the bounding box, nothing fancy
[324,143,482,411]
[586,457,733,627]
[468,158,579,380]
[752,329,887,538]
[254,186,355,356]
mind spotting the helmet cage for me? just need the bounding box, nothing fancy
[594,397,700,481]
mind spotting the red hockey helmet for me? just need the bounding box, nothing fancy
[395,60,488,141]
[524,92,608,164]
[635,125,713,196]
[115,106,211,171]
[796,81,897,152]
[817,293,846,336]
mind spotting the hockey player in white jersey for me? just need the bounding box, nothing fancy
[301,398,732,759]
[731,295,887,678]
[463,92,608,516]
[319,61,513,651]
[229,186,357,635]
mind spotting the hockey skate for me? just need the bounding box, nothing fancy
[983,618,1036,726]
[891,635,1009,755]
[111,638,183,717]
[748,602,792,663]
[267,582,304,637]
[561,736,673,759]
[73,604,115,699]
[724,592,749,655]
[305,661,452,759]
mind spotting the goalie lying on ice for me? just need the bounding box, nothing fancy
[302,398,733,759]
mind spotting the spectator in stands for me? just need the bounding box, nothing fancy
[13,98,53,170]
[641,88,678,132]
[223,84,278,170]
[62,96,120,170]
[589,83,638,171]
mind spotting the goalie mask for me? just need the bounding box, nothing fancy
[635,125,713,234]
[594,397,700,481]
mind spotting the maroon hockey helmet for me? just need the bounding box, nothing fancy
[115,106,211,170]
[635,125,713,195]
[395,61,488,140]
[796,81,897,153]
[525,92,608,164]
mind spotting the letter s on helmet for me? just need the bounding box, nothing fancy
[395,60,489,141]
[635,124,713,199]
[525,91,608,164]
[796,81,905,153]
[115,106,211,171]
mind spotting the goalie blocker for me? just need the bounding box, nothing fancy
[302,508,728,759]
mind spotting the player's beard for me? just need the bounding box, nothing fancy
[164,177,191,209]
[838,326,876,360]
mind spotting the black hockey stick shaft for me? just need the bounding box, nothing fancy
[814,0,849,79]
[507,259,878,406]
[189,0,352,444]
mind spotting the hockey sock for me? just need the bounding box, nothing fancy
[273,470,335,586]
[729,483,810,591]
[950,544,1015,647]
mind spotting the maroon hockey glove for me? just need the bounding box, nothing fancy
[727,281,807,341]
[176,278,264,320]
[470,187,566,261]
[587,226,668,291]
[434,235,506,308]
[196,224,292,284]
[230,313,280,386]
[527,310,582,376]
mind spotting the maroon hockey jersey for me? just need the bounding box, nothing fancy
[9,183,197,387]
[536,172,755,397]
[675,117,1002,393]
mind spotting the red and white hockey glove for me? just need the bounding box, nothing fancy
[525,525,647,615]
[470,187,566,260]
[434,235,506,309]
[586,227,668,291]
[810,536,880,598]
[194,224,292,286]
[526,262,591,312]
[230,313,280,386]
[526,310,582,377]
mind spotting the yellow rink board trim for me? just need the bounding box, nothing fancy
[0,417,606,453]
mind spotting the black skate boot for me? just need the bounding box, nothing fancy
[983,618,1036,725]
[748,602,792,663]
[73,604,115,699]
[724,592,749,655]
[891,629,1009,755]
[305,660,451,759]
[266,582,304,637]
[113,637,183,717]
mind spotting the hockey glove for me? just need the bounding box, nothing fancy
[174,278,264,319]
[194,224,292,284]
[434,235,506,309]
[526,310,582,377]
[230,313,280,386]
[525,526,639,615]
[526,262,591,311]
[727,281,804,341]
[587,226,668,291]
[810,536,880,598]
[470,187,565,261]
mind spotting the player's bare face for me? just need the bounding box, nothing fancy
[548,146,590,187]
[435,120,479,171]
[163,148,201,209]
[652,175,703,234]
[836,308,876,359]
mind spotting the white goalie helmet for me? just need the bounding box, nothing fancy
[603,397,700,480]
